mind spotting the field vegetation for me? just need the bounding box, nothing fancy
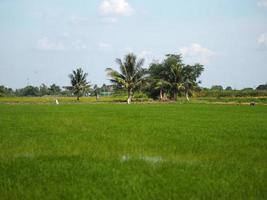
[0,96,267,105]
[0,103,266,199]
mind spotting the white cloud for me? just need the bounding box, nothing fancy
[102,17,118,24]
[70,15,87,25]
[62,32,70,38]
[98,42,111,49]
[257,0,267,7]
[36,37,89,51]
[70,15,80,25]
[36,37,65,50]
[139,50,151,57]
[258,33,267,45]
[138,50,158,64]
[99,0,134,16]
[72,40,88,50]
[180,43,214,64]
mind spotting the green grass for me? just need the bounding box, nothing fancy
[1,96,267,105]
[192,96,267,104]
[0,96,126,104]
[0,103,267,199]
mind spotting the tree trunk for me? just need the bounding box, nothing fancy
[159,89,163,101]
[173,89,178,101]
[163,93,167,101]
[77,96,80,101]
[127,88,132,104]
[185,91,190,102]
[96,94,99,101]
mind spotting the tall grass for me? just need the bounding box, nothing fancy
[0,104,266,199]
[196,89,267,97]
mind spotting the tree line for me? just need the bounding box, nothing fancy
[106,53,204,104]
[0,83,113,98]
[1,53,267,103]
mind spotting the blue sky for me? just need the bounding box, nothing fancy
[0,0,267,89]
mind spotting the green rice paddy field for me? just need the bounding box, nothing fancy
[0,102,267,199]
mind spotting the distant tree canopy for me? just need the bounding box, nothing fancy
[0,53,266,101]
[242,88,254,91]
[15,86,40,96]
[39,84,49,96]
[182,64,204,101]
[39,84,62,96]
[147,62,169,100]
[93,85,100,100]
[49,84,62,95]
[147,54,204,101]
[0,85,13,97]
[211,85,224,91]
[256,84,267,90]
[12,84,63,97]
[225,86,233,91]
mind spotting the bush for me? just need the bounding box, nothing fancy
[196,89,267,98]
[133,92,150,102]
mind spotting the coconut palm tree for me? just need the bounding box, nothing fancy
[68,68,90,100]
[161,54,184,101]
[106,53,146,104]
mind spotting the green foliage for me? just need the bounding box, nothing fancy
[147,54,204,101]
[242,87,254,91]
[161,54,184,100]
[132,92,150,102]
[60,89,72,96]
[39,84,49,96]
[225,86,232,91]
[106,53,147,103]
[256,84,267,90]
[147,62,170,99]
[48,84,62,95]
[1,96,266,104]
[67,68,90,100]
[111,89,127,97]
[15,86,40,96]
[182,64,204,100]
[0,104,266,199]
[210,85,224,91]
[193,96,267,104]
[0,85,14,97]
[197,88,267,97]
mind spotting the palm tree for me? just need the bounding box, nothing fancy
[161,54,184,101]
[68,68,90,100]
[106,53,146,104]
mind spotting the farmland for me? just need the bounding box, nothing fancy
[0,102,266,199]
